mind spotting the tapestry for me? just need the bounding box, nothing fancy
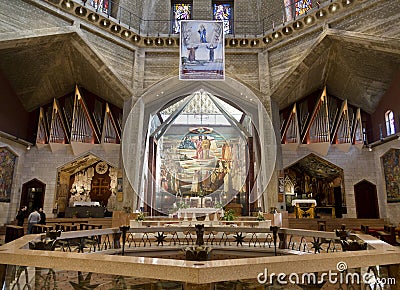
[0,147,17,202]
[179,20,224,80]
[382,148,400,202]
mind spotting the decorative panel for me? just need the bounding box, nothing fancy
[0,147,17,202]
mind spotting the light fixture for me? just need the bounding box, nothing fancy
[166,38,174,46]
[26,145,31,151]
[155,37,164,46]
[250,39,259,47]
[229,38,238,47]
[75,6,87,16]
[122,30,131,38]
[239,39,248,47]
[144,38,153,46]
[88,13,99,22]
[368,147,372,152]
[316,9,326,19]
[293,21,303,30]
[282,26,292,35]
[329,3,339,13]
[111,25,121,33]
[305,15,314,24]
[132,34,141,42]
[100,19,110,27]
[61,0,74,10]
[263,36,272,44]
[273,31,281,39]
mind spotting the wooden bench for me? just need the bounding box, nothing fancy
[80,223,102,230]
[5,225,24,243]
[31,224,54,234]
[376,225,397,245]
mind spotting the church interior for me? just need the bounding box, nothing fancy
[0,0,400,289]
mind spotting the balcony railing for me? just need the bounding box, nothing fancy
[69,0,334,36]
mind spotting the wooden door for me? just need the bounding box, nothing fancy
[354,180,379,219]
[20,179,46,217]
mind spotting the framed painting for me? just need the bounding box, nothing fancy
[179,20,224,80]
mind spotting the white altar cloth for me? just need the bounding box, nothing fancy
[291,199,317,206]
[177,207,221,215]
[73,201,100,207]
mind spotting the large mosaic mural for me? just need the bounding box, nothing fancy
[0,147,17,202]
[382,148,400,203]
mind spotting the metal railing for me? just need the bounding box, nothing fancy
[26,225,356,254]
[1,226,398,287]
[74,0,332,36]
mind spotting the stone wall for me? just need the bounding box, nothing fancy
[0,142,121,225]
[282,142,400,224]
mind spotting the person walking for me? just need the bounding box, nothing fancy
[27,208,41,234]
[16,206,27,227]
[38,208,46,225]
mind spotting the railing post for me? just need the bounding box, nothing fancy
[119,225,130,256]
[270,226,280,256]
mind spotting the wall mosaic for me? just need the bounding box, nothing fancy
[0,147,17,202]
[382,148,400,203]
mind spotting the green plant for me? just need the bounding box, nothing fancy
[135,212,145,221]
[256,212,265,221]
[221,209,235,221]
[176,201,189,209]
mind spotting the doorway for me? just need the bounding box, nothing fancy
[20,179,46,217]
[354,180,379,219]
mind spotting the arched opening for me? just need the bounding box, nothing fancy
[123,78,277,217]
[20,179,46,217]
[283,154,345,218]
[55,153,120,218]
[354,180,379,219]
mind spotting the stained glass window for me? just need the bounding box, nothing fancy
[213,2,233,34]
[89,0,110,14]
[172,2,192,34]
[295,0,312,17]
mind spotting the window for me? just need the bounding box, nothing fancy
[171,2,192,34]
[385,110,396,136]
[89,0,110,14]
[284,0,312,22]
[295,0,312,17]
[213,1,233,34]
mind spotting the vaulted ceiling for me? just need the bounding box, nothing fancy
[0,30,131,111]
[271,29,400,114]
[0,14,399,115]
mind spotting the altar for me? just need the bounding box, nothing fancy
[65,205,104,218]
[177,207,222,218]
[291,199,317,218]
